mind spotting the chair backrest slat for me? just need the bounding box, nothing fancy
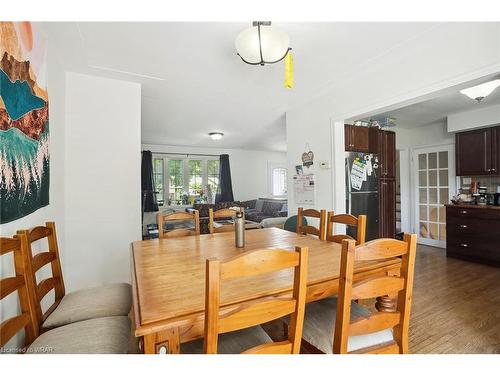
[29,226,52,242]
[204,247,308,354]
[0,276,25,300]
[350,276,404,300]
[16,222,66,333]
[326,212,367,245]
[296,208,326,240]
[0,237,37,348]
[349,311,401,336]
[333,233,417,354]
[31,252,57,273]
[208,208,243,234]
[37,277,60,301]
[243,341,293,354]
[218,298,296,334]
[157,210,200,239]
[354,238,408,261]
[0,313,31,348]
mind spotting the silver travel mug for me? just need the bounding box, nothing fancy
[235,211,245,248]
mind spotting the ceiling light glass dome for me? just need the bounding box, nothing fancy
[235,21,290,65]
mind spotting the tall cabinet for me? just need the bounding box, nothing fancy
[345,124,397,238]
[378,130,397,238]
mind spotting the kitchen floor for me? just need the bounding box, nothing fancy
[409,244,500,353]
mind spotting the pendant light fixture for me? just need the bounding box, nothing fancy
[235,21,294,88]
[235,21,291,66]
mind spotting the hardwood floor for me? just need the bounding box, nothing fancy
[409,244,500,353]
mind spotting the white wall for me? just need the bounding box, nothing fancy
[286,23,500,221]
[142,143,287,202]
[0,25,66,348]
[448,103,500,132]
[64,73,142,291]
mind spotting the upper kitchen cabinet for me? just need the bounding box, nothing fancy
[456,125,499,176]
[378,130,396,179]
[345,124,378,153]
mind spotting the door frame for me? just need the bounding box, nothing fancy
[411,143,455,248]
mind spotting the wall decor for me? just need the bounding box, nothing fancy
[302,151,314,167]
[293,173,315,205]
[0,22,49,223]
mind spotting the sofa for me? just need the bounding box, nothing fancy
[240,198,287,223]
[192,198,288,234]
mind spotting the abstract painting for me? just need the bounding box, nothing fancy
[0,22,49,223]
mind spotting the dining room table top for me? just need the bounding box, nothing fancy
[131,227,400,332]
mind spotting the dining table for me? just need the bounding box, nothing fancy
[130,227,401,354]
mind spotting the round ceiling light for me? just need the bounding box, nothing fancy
[209,132,224,141]
[235,21,290,66]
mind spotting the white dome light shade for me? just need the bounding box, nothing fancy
[209,132,224,141]
[460,79,500,102]
[235,23,290,65]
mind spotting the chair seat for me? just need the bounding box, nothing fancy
[302,297,394,353]
[42,283,132,329]
[28,316,131,354]
[181,325,273,354]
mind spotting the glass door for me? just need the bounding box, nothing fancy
[413,145,455,248]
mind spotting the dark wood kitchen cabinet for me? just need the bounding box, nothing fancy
[446,205,500,266]
[456,125,500,176]
[344,124,378,153]
[378,130,396,179]
[379,178,396,238]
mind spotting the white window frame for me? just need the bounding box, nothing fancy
[268,162,288,198]
[153,154,219,207]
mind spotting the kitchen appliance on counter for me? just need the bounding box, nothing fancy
[345,152,379,241]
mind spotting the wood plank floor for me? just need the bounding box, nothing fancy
[408,244,500,353]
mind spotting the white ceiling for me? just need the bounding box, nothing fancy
[45,22,446,151]
[360,77,500,129]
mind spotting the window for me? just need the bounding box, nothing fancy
[153,158,164,206]
[188,160,202,196]
[168,160,184,205]
[272,167,287,197]
[153,155,220,206]
[207,160,220,197]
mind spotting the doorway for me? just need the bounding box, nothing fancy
[412,144,455,247]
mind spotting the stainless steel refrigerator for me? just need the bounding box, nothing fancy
[345,152,379,241]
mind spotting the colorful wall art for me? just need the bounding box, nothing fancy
[0,22,49,223]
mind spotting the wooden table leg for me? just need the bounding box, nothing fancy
[143,328,181,354]
[376,295,397,312]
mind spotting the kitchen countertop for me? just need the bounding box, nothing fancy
[445,203,500,210]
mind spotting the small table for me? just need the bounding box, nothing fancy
[131,228,401,354]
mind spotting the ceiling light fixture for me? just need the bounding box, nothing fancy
[459,79,500,103]
[235,21,291,66]
[209,132,224,141]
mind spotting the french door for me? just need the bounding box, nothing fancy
[412,145,455,248]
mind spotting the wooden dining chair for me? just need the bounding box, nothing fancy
[326,212,367,245]
[16,222,131,331]
[208,207,244,234]
[299,234,417,354]
[0,236,130,354]
[296,208,327,241]
[182,247,309,354]
[157,210,200,238]
[0,236,37,349]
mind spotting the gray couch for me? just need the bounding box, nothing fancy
[241,198,287,223]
